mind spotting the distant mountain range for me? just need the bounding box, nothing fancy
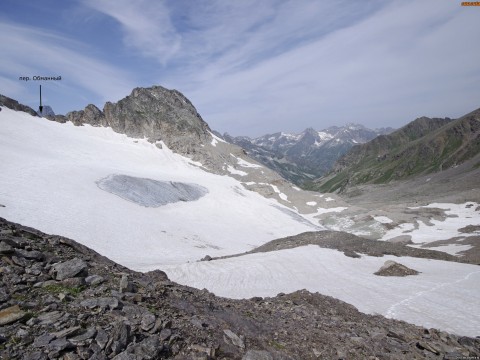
[311,108,480,193]
[223,125,394,185]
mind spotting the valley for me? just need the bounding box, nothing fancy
[0,89,479,359]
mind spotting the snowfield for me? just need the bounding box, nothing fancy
[163,245,480,337]
[0,107,319,268]
[1,107,479,338]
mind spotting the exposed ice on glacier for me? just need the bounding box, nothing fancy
[96,174,208,207]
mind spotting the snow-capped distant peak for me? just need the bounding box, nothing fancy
[280,132,301,140]
[317,131,334,140]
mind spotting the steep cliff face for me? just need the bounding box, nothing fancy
[60,86,211,154]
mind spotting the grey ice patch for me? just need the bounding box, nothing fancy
[96,174,208,207]
[270,204,323,230]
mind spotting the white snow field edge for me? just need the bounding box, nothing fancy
[381,202,480,255]
[162,245,480,337]
[0,107,320,268]
[381,202,480,244]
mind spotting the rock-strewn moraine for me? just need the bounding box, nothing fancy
[0,217,479,359]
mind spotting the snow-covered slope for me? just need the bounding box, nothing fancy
[1,105,479,338]
[163,245,480,337]
[0,107,320,268]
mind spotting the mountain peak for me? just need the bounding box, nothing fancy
[344,123,366,130]
[313,107,479,192]
[56,85,212,153]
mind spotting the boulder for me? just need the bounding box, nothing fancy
[0,305,27,325]
[51,258,88,280]
[374,260,419,277]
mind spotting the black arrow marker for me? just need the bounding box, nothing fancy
[39,85,43,113]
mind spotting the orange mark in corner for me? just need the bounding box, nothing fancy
[461,1,480,5]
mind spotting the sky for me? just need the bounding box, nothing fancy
[1,0,479,137]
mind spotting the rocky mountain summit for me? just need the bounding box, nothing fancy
[312,108,480,193]
[50,86,211,155]
[224,125,393,185]
[1,217,479,359]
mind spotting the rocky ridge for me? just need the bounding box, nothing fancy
[206,230,478,265]
[47,86,211,155]
[1,218,479,359]
[312,108,480,193]
[0,95,39,117]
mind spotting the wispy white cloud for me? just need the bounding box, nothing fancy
[175,0,381,79]
[0,21,136,113]
[170,0,480,135]
[5,0,478,136]
[83,0,181,65]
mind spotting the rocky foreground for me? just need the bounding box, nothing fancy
[0,218,479,359]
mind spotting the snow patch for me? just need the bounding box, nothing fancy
[237,158,262,168]
[382,202,480,244]
[270,185,289,202]
[208,131,226,146]
[163,245,480,337]
[314,207,348,215]
[232,155,262,168]
[374,216,393,224]
[226,165,248,176]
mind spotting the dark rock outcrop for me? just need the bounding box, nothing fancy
[216,230,473,264]
[62,86,212,154]
[0,94,38,117]
[374,260,420,277]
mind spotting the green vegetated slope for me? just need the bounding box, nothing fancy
[311,107,480,193]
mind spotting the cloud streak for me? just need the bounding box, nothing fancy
[81,0,480,136]
[0,21,136,114]
[3,1,479,136]
[83,0,181,65]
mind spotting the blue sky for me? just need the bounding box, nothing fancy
[1,0,479,136]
